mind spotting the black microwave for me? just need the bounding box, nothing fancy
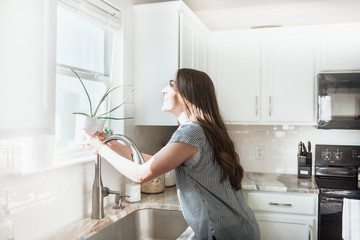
[317,72,360,129]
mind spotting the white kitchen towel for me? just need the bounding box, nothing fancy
[342,198,360,240]
[318,96,332,121]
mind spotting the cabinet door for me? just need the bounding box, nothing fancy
[319,24,360,71]
[255,213,316,240]
[0,0,56,135]
[195,29,207,72]
[179,12,195,69]
[134,6,179,125]
[180,11,208,72]
[262,30,315,123]
[216,32,261,123]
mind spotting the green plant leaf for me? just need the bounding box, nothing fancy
[93,85,122,117]
[93,84,134,117]
[97,88,134,117]
[104,127,114,135]
[93,83,113,117]
[97,116,135,120]
[72,112,91,117]
[71,68,93,117]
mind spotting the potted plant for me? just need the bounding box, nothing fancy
[71,68,134,143]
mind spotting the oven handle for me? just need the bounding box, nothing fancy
[321,197,343,204]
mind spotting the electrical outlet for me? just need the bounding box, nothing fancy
[255,146,265,160]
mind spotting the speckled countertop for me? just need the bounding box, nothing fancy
[243,172,319,194]
[41,172,319,240]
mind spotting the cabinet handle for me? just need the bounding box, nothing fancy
[269,96,272,116]
[308,225,312,240]
[255,96,258,116]
[268,202,292,207]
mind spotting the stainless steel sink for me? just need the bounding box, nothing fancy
[86,209,189,240]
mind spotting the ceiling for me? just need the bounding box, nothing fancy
[133,0,360,30]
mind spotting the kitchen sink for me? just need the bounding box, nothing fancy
[86,209,189,240]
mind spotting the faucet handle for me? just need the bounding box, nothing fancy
[113,193,129,209]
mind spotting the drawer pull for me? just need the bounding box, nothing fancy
[269,202,292,207]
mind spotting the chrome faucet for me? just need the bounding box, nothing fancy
[91,134,145,219]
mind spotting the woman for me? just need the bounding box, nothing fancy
[85,68,260,240]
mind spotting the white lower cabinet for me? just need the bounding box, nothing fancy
[245,191,318,240]
[255,213,315,240]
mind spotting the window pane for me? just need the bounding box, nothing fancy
[57,7,105,73]
[56,74,107,148]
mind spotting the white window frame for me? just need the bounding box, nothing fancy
[54,0,122,164]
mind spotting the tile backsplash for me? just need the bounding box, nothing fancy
[124,123,360,175]
[227,125,360,174]
[0,162,92,240]
[126,125,178,155]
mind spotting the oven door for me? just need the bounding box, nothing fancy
[319,196,343,240]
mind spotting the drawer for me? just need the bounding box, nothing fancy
[247,192,317,216]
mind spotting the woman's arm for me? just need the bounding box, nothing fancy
[106,140,153,162]
[99,141,197,184]
[97,132,152,162]
[86,132,198,184]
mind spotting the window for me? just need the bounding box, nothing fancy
[55,1,121,159]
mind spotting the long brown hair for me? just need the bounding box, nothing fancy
[175,68,244,190]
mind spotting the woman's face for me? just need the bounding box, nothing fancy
[161,79,184,115]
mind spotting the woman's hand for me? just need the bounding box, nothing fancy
[82,131,106,154]
[97,131,108,142]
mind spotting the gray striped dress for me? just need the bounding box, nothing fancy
[169,123,260,240]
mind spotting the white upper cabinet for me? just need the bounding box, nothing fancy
[215,31,261,123]
[179,12,195,69]
[214,28,316,124]
[262,29,315,123]
[134,1,208,125]
[195,28,208,72]
[180,12,208,72]
[0,0,56,136]
[319,23,360,71]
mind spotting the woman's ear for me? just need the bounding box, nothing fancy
[178,94,185,105]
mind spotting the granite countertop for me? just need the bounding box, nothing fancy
[242,172,319,194]
[42,172,319,240]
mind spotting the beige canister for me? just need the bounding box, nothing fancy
[141,175,165,193]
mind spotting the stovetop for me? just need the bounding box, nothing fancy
[315,144,360,198]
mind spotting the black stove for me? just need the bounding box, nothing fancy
[315,144,360,240]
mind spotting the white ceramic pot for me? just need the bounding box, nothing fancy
[74,115,106,144]
[165,169,176,187]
